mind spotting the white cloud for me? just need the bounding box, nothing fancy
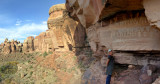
[15,19,22,26]
[0,21,48,43]
[42,21,47,25]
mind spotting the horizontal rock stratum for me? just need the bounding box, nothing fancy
[65,0,160,84]
[66,0,160,52]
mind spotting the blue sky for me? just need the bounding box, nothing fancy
[0,0,65,43]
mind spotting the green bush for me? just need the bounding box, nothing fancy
[0,61,18,82]
[43,52,48,57]
[0,61,18,74]
[48,51,53,55]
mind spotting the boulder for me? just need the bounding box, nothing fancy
[139,64,158,84]
[143,0,160,29]
[82,61,106,84]
[152,77,160,84]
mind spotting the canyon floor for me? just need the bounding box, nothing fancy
[0,52,81,84]
[0,51,160,84]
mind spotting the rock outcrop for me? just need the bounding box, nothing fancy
[23,36,34,52]
[1,38,23,54]
[66,0,160,65]
[47,4,86,52]
[66,0,160,84]
[0,4,87,54]
[143,0,160,29]
[34,30,54,52]
[33,4,87,53]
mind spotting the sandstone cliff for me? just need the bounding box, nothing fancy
[66,0,160,65]
[66,0,160,84]
[47,4,86,52]
[1,38,23,54]
[1,2,160,84]
[0,4,87,54]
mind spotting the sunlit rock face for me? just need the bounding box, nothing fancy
[66,0,160,65]
[23,36,34,52]
[34,30,54,53]
[66,0,144,28]
[0,38,23,54]
[143,0,160,29]
[87,13,160,52]
[66,0,160,83]
[47,4,86,52]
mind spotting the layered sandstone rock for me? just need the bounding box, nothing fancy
[0,4,86,54]
[11,39,16,53]
[66,0,160,84]
[152,77,160,84]
[3,41,11,54]
[66,0,144,28]
[1,38,23,54]
[34,30,54,53]
[47,4,86,52]
[143,0,160,29]
[23,36,34,52]
[66,0,160,64]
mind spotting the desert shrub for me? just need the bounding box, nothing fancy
[27,54,32,58]
[43,52,48,57]
[0,61,18,82]
[29,65,33,69]
[28,60,31,63]
[48,51,53,55]
[3,78,12,84]
[0,61,18,74]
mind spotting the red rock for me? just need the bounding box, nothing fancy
[23,36,34,52]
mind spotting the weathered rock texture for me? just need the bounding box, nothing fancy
[66,0,160,84]
[66,0,160,65]
[34,31,54,53]
[1,38,23,54]
[143,0,160,29]
[152,77,160,84]
[47,4,86,52]
[22,36,34,52]
[31,4,87,53]
[0,4,87,54]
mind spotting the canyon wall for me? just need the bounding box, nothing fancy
[0,1,160,84]
[66,0,160,65]
[47,4,86,52]
[0,38,23,54]
[0,4,87,54]
[66,0,160,84]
